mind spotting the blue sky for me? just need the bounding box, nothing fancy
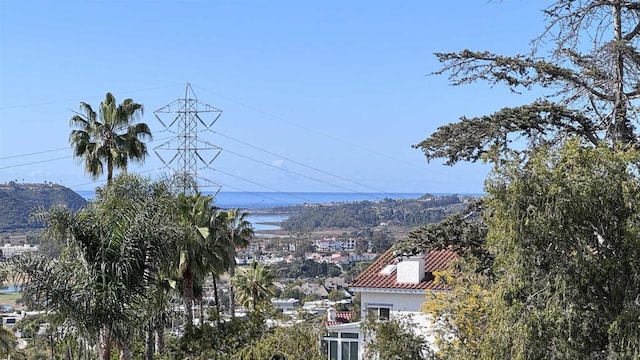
[0,1,548,195]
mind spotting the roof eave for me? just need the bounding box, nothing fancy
[348,286,450,295]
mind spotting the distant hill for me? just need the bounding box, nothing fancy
[0,182,87,232]
[281,194,470,231]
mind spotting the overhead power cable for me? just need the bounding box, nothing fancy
[210,167,317,204]
[0,156,70,170]
[207,180,307,208]
[219,146,382,200]
[193,84,426,171]
[0,148,68,160]
[0,84,185,111]
[214,131,396,197]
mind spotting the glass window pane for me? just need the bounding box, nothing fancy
[342,342,349,360]
[330,341,338,360]
[350,342,358,359]
[367,307,376,318]
[341,332,359,339]
[380,307,390,320]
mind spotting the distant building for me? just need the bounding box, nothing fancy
[271,298,300,312]
[315,237,356,252]
[1,244,38,258]
[299,283,329,298]
[324,276,348,291]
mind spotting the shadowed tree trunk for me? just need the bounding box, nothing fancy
[100,327,112,360]
[145,323,154,360]
[229,266,237,318]
[155,324,165,354]
[212,274,221,324]
[198,297,204,326]
[118,341,132,360]
[183,268,195,328]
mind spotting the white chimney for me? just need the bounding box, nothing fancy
[396,255,425,283]
[327,307,336,322]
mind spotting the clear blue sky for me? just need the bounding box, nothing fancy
[0,1,549,194]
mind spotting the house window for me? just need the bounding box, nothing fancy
[323,332,359,360]
[341,341,358,360]
[329,340,338,360]
[367,306,390,320]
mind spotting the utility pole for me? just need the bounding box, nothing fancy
[154,83,223,193]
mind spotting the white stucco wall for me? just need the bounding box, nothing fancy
[360,291,426,314]
[359,290,440,353]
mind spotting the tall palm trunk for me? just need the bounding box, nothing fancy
[229,265,236,318]
[106,138,114,182]
[212,274,221,324]
[145,322,154,360]
[99,327,112,360]
[252,288,258,310]
[155,324,165,354]
[183,268,195,327]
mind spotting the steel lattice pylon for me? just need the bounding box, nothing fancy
[154,83,223,193]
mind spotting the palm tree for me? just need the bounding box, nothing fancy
[213,209,254,317]
[199,224,233,324]
[69,92,151,182]
[11,175,182,360]
[174,192,226,328]
[232,260,275,310]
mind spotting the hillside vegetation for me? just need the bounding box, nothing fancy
[0,182,87,232]
[281,194,469,231]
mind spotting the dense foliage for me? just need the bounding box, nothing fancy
[0,182,86,232]
[362,315,435,360]
[421,141,640,359]
[281,195,463,231]
[7,175,184,359]
[409,1,640,358]
[158,312,327,360]
[271,258,342,279]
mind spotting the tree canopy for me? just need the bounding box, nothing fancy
[420,141,640,359]
[414,0,640,165]
[7,174,184,360]
[69,93,151,181]
[408,1,640,359]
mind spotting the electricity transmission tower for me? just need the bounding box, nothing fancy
[154,83,223,193]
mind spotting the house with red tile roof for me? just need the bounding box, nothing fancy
[323,248,457,360]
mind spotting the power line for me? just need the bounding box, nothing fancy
[0,83,433,196]
[0,148,68,160]
[219,146,382,200]
[193,84,427,171]
[68,167,172,190]
[0,156,70,170]
[0,84,185,111]
[214,130,396,196]
[210,167,317,204]
[209,180,307,208]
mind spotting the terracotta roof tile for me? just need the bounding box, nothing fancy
[349,248,457,291]
[326,311,352,326]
